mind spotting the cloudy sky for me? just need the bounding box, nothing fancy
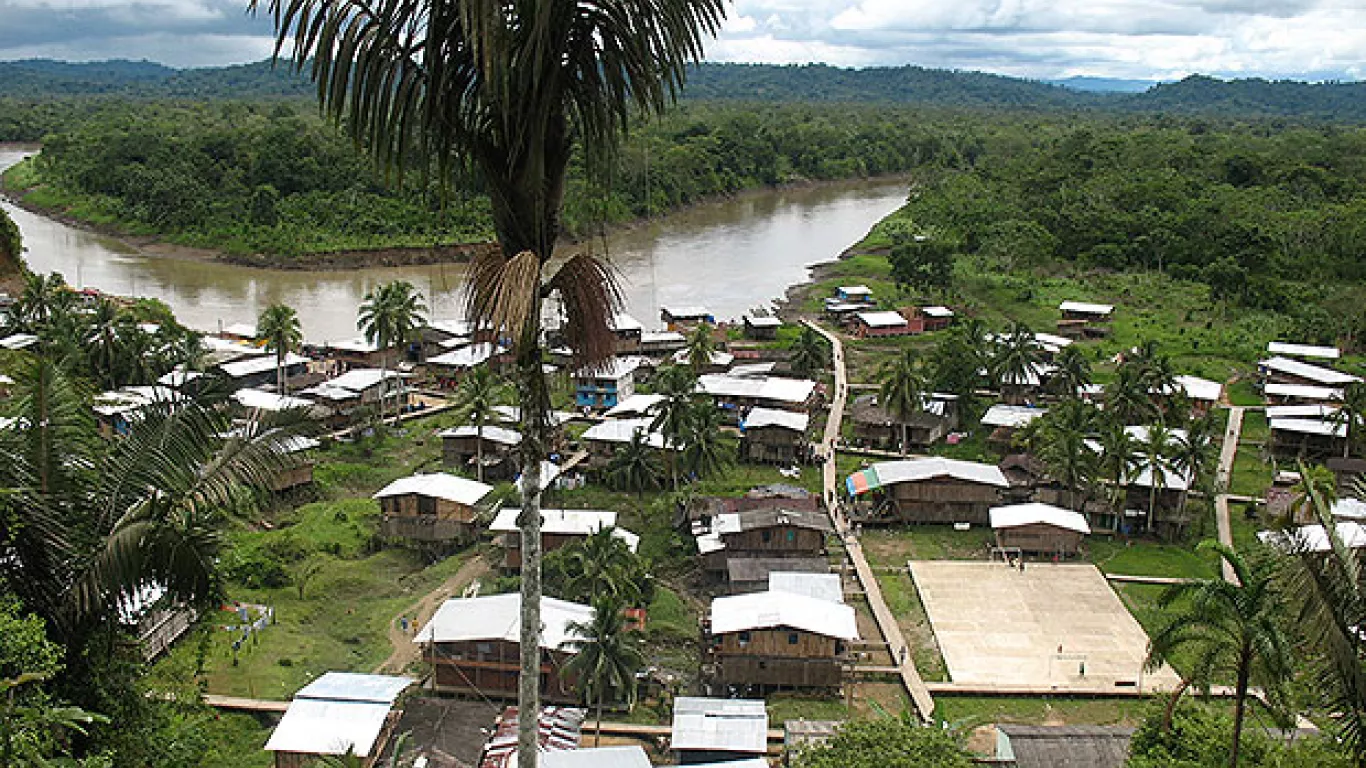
[0,0,1362,82]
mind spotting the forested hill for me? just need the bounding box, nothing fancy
[2,58,1365,120]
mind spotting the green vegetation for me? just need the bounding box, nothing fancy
[792,715,974,768]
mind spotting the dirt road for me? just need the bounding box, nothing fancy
[373,554,491,675]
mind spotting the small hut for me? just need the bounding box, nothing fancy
[739,407,810,464]
[743,315,782,340]
[852,310,912,338]
[609,312,645,354]
[660,306,714,332]
[1057,301,1114,339]
[671,698,768,765]
[265,673,412,768]
[706,588,857,690]
[695,505,833,577]
[489,507,639,570]
[989,502,1090,557]
[440,424,522,479]
[374,473,494,544]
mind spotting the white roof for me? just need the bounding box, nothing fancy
[671,698,768,754]
[1265,404,1339,420]
[414,593,592,649]
[1264,382,1343,401]
[1270,418,1346,438]
[575,356,646,380]
[922,305,954,318]
[870,457,1010,488]
[672,349,736,367]
[93,385,181,417]
[0,333,37,350]
[439,424,522,446]
[605,394,665,418]
[428,343,505,369]
[990,502,1091,534]
[641,330,687,345]
[609,313,644,333]
[838,285,872,295]
[710,590,858,639]
[157,369,203,389]
[581,418,668,449]
[695,530,725,555]
[219,352,309,379]
[1059,300,1114,316]
[491,405,576,427]
[1258,522,1366,553]
[425,318,475,338]
[296,672,412,704]
[233,388,323,413]
[278,435,322,454]
[769,572,843,604]
[326,368,403,393]
[745,315,783,328]
[1260,356,1361,386]
[542,747,651,768]
[221,322,257,338]
[1032,332,1075,351]
[372,473,493,506]
[1333,498,1366,520]
[491,508,639,552]
[824,301,867,312]
[697,374,817,405]
[856,310,908,328]
[662,305,710,319]
[328,336,384,354]
[1174,375,1223,403]
[729,362,778,378]
[264,698,394,757]
[1268,341,1341,360]
[981,404,1046,428]
[743,407,809,433]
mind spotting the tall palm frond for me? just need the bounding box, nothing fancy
[879,349,927,456]
[258,303,304,396]
[650,365,696,490]
[563,594,645,747]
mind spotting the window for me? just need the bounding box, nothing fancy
[418,496,437,516]
[786,530,796,543]
[761,530,772,543]
[788,633,799,645]
[738,631,750,646]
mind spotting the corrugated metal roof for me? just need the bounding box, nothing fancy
[697,374,817,405]
[480,706,586,768]
[264,699,393,757]
[922,305,954,317]
[233,388,324,414]
[1173,375,1222,402]
[221,322,258,338]
[610,313,644,332]
[1333,498,1366,520]
[838,285,872,295]
[604,394,665,418]
[575,356,648,379]
[981,404,1047,428]
[1264,382,1343,401]
[542,746,651,768]
[1258,522,1366,553]
[373,473,493,505]
[998,724,1134,768]
[745,315,783,327]
[769,572,843,603]
[672,349,736,367]
[852,458,1009,494]
[709,589,859,639]
[429,343,506,368]
[439,424,523,446]
[1260,356,1361,386]
[219,352,310,379]
[713,507,834,535]
[743,407,810,432]
[856,310,908,328]
[415,594,592,649]
[661,305,711,319]
[329,336,384,353]
[1270,417,1346,437]
[990,503,1090,534]
[671,697,768,754]
[324,368,402,392]
[1267,341,1341,360]
[295,672,412,704]
[581,418,669,448]
[1266,404,1339,420]
[489,508,639,552]
[1058,301,1114,315]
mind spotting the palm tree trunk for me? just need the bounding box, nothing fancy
[476,421,485,483]
[901,422,909,456]
[1230,651,1251,768]
[515,335,547,768]
[277,350,285,396]
[1163,677,1190,732]
[595,689,604,747]
[1148,483,1158,534]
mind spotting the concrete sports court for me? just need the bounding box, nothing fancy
[907,561,1182,692]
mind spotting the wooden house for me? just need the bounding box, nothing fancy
[1259,356,1360,390]
[695,505,833,578]
[696,373,818,415]
[1327,458,1366,494]
[982,404,1047,447]
[671,698,769,765]
[265,673,411,768]
[373,473,494,545]
[1267,341,1341,362]
[609,312,645,354]
[574,356,645,410]
[327,336,403,370]
[1117,425,1193,536]
[489,507,639,571]
[918,305,955,332]
[1172,375,1223,418]
[1057,301,1114,339]
[724,557,830,595]
[705,588,857,690]
[660,306,714,332]
[845,458,1008,525]
[743,315,782,340]
[1265,382,1344,404]
[995,725,1134,768]
[301,368,408,427]
[219,322,257,342]
[852,310,912,338]
[847,392,958,451]
[269,435,321,492]
[418,319,475,359]
[1269,413,1346,458]
[739,407,810,464]
[671,347,735,373]
[440,424,522,479]
[416,594,590,701]
[835,285,874,304]
[579,418,669,469]
[639,329,687,355]
[216,352,311,393]
[427,343,508,387]
[93,386,182,438]
[990,502,1090,557]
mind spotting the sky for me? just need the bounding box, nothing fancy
[0,0,1362,82]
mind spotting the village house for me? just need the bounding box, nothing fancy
[660,306,714,332]
[1265,382,1344,404]
[119,583,196,662]
[845,458,1009,525]
[1171,375,1223,418]
[1116,425,1193,536]
[427,343,508,386]
[265,435,322,493]
[847,392,958,451]
[0,332,38,351]
[670,697,769,765]
[705,584,858,691]
[606,312,645,354]
[218,322,257,342]
[982,404,1047,447]
[1327,457,1366,493]
[327,336,403,369]
[835,285,874,304]
[477,706,587,768]
[1057,300,1114,339]
[995,725,1135,768]
[694,504,833,579]
[418,319,476,358]
[990,502,1091,558]
[603,393,664,419]
[1267,341,1341,362]
[415,593,591,701]
[579,417,670,469]
[1259,356,1361,390]
[1268,404,1347,458]
[917,305,955,332]
[997,453,1061,504]
[440,424,522,479]
[640,329,688,355]
[157,368,206,396]
[301,368,408,427]
[851,309,912,338]
[742,315,782,340]
[723,557,830,595]
[739,407,810,464]
[264,673,412,768]
[215,351,311,392]
[231,388,331,422]
[93,385,182,438]
[696,373,818,416]
[374,472,495,545]
[574,356,646,410]
[1258,521,1366,554]
[489,507,639,570]
[822,300,866,322]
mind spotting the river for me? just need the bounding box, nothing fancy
[0,148,907,343]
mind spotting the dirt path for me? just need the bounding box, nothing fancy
[373,554,491,675]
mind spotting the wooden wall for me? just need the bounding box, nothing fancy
[721,526,826,556]
[740,427,804,464]
[711,628,844,688]
[428,640,579,701]
[889,479,1002,524]
[995,524,1084,556]
[379,494,479,543]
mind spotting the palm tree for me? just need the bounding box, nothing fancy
[879,350,927,455]
[1048,345,1092,399]
[83,297,124,390]
[258,2,725,762]
[358,281,427,422]
[991,322,1043,405]
[563,528,643,606]
[1276,471,1366,763]
[685,323,716,371]
[1146,541,1294,768]
[789,326,830,376]
[1288,463,1338,525]
[1097,418,1140,520]
[650,365,697,490]
[563,595,645,747]
[607,432,662,498]
[1140,422,1178,534]
[257,303,304,395]
[1034,399,1100,511]
[1171,416,1218,521]
[1105,364,1158,426]
[456,366,508,482]
[10,272,70,333]
[682,400,729,480]
[1332,381,1366,459]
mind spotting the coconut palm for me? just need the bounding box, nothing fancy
[1146,541,1295,768]
[879,350,928,455]
[1139,422,1179,534]
[10,272,71,334]
[1288,463,1338,525]
[1105,364,1158,426]
[650,365,697,490]
[1276,471,1366,763]
[1171,415,1218,520]
[258,2,725,761]
[1047,345,1092,399]
[1097,418,1140,518]
[607,431,662,498]
[991,322,1043,405]
[456,366,508,482]
[789,326,830,376]
[257,303,304,395]
[562,527,644,606]
[1332,381,1366,459]
[682,400,729,480]
[563,595,645,746]
[358,281,427,422]
[685,323,716,371]
[1033,399,1100,511]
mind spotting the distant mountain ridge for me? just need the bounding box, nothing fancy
[1,58,1364,120]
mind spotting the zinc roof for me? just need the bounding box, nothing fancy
[990,502,1091,534]
[295,672,412,704]
[982,404,1047,428]
[856,310,909,328]
[671,697,768,754]
[373,472,493,506]
[1267,341,1341,360]
[415,593,592,649]
[769,572,843,603]
[439,424,523,446]
[742,407,810,433]
[709,589,858,639]
[1260,356,1361,386]
[264,699,393,757]
[697,374,816,405]
[1058,301,1114,316]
